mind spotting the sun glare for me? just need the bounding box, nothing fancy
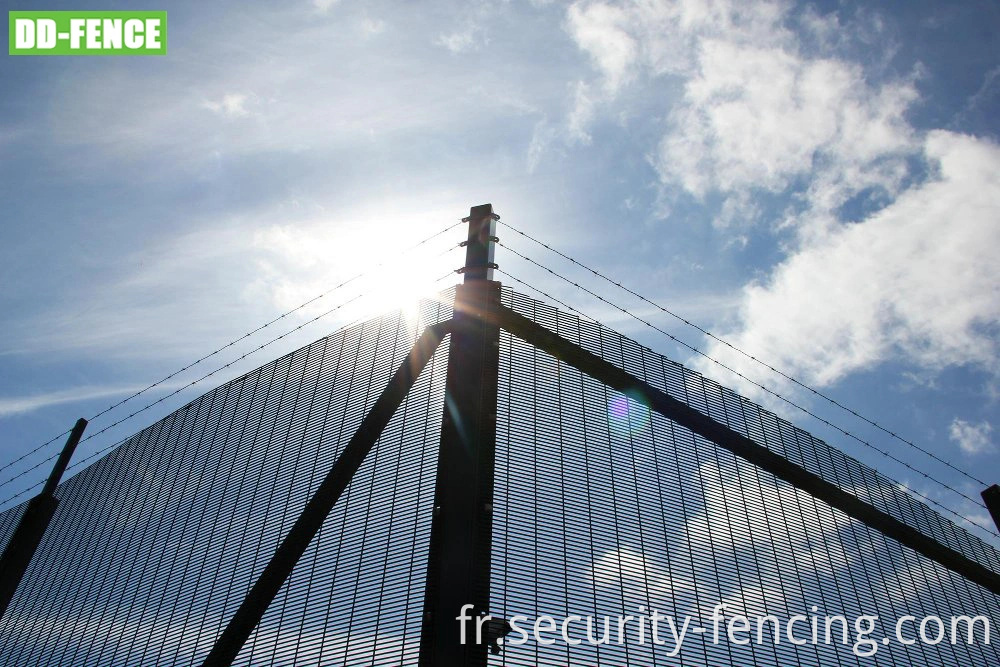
[354,260,457,327]
[252,205,467,334]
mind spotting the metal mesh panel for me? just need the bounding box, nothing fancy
[492,289,1000,666]
[0,293,453,666]
[1,285,998,666]
[500,287,1000,575]
[0,504,26,556]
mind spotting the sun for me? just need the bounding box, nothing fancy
[353,259,458,329]
[251,209,466,335]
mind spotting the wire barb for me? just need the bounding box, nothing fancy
[496,221,990,489]
[497,235,1000,541]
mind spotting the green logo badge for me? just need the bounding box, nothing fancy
[9,11,167,55]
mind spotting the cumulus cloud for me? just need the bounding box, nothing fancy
[949,418,995,456]
[697,131,1000,388]
[589,546,691,602]
[566,2,637,93]
[559,1,1000,393]
[564,0,918,230]
[660,41,916,207]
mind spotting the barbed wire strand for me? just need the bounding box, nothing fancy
[498,242,988,513]
[497,220,990,490]
[496,265,1000,542]
[0,251,468,511]
[0,221,465,478]
[498,241,994,523]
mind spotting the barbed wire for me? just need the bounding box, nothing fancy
[497,221,990,490]
[498,241,995,527]
[0,258,469,513]
[496,265,1000,542]
[0,221,465,480]
[0,224,467,508]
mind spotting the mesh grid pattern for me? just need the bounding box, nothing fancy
[0,293,453,666]
[0,286,996,666]
[500,287,1000,575]
[491,288,1000,666]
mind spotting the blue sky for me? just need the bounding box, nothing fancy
[1,0,998,542]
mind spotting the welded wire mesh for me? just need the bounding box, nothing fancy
[0,286,997,667]
[491,288,1000,666]
[499,287,1000,575]
[0,291,454,667]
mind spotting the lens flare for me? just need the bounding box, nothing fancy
[606,391,651,436]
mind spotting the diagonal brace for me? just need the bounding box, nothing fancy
[489,303,1000,597]
[201,320,451,667]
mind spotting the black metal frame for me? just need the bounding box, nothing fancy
[173,203,1000,665]
[0,418,87,620]
[200,321,449,667]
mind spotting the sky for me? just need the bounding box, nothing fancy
[0,0,998,546]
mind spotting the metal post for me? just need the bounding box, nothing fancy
[982,485,1000,533]
[0,417,87,620]
[419,204,501,666]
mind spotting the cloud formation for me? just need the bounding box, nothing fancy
[562,0,999,395]
[949,418,995,456]
[701,131,1000,388]
[565,0,917,229]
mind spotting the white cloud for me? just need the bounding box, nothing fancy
[202,93,255,119]
[566,2,637,93]
[949,418,995,456]
[660,40,915,205]
[436,29,479,54]
[562,0,918,235]
[40,9,532,169]
[558,1,1000,423]
[311,0,340,13]
[0,384,177,418]
[566,81,596,143]
[695,131,1000,389]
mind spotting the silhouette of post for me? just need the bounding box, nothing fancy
[419,204,501,666]
[0,418,87,620]
[983,485,1000,533]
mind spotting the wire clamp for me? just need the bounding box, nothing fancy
[456,263,498,274]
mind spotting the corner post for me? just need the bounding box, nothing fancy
[419,204,501,666]
[0,417,87,620]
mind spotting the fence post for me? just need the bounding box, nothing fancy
[0,417,87,620]
[419,204,502,666]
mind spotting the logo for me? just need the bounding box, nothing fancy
[9,11,167,55]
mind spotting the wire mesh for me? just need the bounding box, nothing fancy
[491,288,1000,665]
[0,291,454,666]
[0,286,996,666]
